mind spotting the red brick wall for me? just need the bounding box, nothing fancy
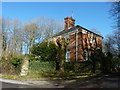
[67,31,102,62]
[77,32,84,61]
[68,33,76,62]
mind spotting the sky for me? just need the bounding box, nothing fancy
[2,2,114,38]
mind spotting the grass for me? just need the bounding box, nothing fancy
[0,72,96,81]
[0,74,43,80]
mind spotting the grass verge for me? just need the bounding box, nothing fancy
[0,72,96,81]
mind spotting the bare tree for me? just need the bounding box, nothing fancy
[109,1,120,57]
[35,17,63,42]
[0,18,12,56]
[110,1,120,29]
[23,23,39,54]
[0,16,63,55]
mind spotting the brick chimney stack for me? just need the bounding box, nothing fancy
[64,17,75,30]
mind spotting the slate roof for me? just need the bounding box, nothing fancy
[53,25,103,38]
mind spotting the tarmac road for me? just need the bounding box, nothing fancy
[64,73,120,88]
[1,73,120,88]
[1,81,39,88]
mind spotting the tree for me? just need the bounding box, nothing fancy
[11,19,23,53]
[110,1,120,30]
[36,17,63,42]
[23,22,39,54]
[110,1,120,58]
[52,36,69,72]
[0,16,63,56]
[1,18,9,53]
[30,41,58,61]
[23,17,63,54]
[103,30,120,59]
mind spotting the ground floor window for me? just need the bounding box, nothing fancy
[84,50,88,61]
[66,51,70,62]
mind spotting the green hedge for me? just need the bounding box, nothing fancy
[64,62,93,73]
[29,61,56,72]
[29,61,93,74]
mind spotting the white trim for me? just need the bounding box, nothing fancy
[61,29,78,37]
[82,29,87,34]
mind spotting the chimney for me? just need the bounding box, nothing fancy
[64,17,75,30]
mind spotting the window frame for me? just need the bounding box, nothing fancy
[66,51,70,62]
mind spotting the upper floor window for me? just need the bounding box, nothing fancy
[64,35,69,39]
[90,37,95,47]
[90,37,93,44]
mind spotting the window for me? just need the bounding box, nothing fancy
[66,51,70,62]
[90,37,95,47]
[64,35,69,39]
[84,50,88,61]
[90,37,93,44]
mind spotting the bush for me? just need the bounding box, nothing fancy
[64,62,93,73]
[10,57,23,74]
[30,41,58,61]
[28,61,56,74]
[1,56,15,75]
[1,51,24,75]
[10,57,22,67]
[100,52,117,73]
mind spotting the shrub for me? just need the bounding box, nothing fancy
[1,56,15,75]
[100,52,117,73]
[64,62,93,73]
[1,51,24,75]
[10,57,22,68]
[28,61,56,74]
[10,57,23,74]
[30,41,58,61]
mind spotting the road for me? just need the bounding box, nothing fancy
[64,73,120,88]
[1,82,38,88]
[1,73,120,88]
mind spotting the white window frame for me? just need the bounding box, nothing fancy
[90,37,93,44]
[90,37,95,47]
[66,51,70,62]
[64,35,69,39]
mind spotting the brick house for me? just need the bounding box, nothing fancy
[53,17,103,62]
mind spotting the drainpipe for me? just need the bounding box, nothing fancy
[76,30,79,62]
